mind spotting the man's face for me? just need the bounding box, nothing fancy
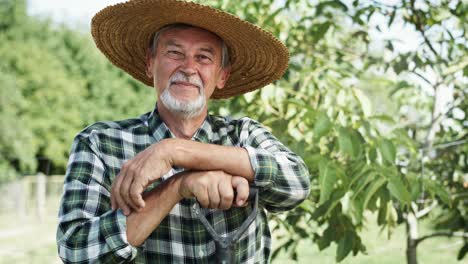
[146,27,230,117]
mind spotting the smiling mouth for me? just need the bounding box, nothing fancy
[171,81,200,90]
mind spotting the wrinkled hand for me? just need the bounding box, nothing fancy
[111,142,172,215]
[179,170,249,209]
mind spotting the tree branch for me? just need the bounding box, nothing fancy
[369,0,402,9]
[423,82,442,147]
[415,201,437,218]
[416,232,468,245]
[410,69,434,87]
[408,0,447,66]
[429,96,466,127]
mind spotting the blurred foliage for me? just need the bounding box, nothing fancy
[1,0,466,262]
[0,0,155,177]
[201,0,467,262]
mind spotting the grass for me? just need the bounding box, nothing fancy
[272,214,463,264]
[0,196,463,264]
[0,196,62,264]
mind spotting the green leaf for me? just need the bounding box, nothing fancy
[318,227,334,250]
[377,200,388,225]
[387,175,411,204]
[425,180,452,206]
[271,240,290,260]
[390,80,411,97]
[407,173,422,201]
[378,139,396,164]
[388,7,396,27]
[352,170,376,198]
[338,127,361,158]
[387,202,398,224]
[338,127,353,157]
[312,188,346,219]
[393,55,408,74]
[336,231,354,262]
[368,114,396,124]
[298,199,315,213]
[314,111,333,140]
[363,177,387,209]
[351,195,364,224]
[386,40,394,51]
[313,22,332,41]
[316,1,348,16]
[263,7,283,26]
[386,203,398,239]
[319,160,337,204]
[457,242,468,260]
[368,147,377,162]
[352,88,372,117]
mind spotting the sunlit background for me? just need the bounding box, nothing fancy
[1,0,465,263]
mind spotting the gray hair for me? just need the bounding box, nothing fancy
[149,23,231,69]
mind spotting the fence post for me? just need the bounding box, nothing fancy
[36,172,46,221]
[14,180,26,219]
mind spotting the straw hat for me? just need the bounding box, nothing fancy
[91,0,289,99]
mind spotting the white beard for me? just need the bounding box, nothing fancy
[159,71,206,119]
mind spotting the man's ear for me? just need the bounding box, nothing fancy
[145,48,154,78]
[216,67,231,89]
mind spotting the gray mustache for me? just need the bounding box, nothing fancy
[169,72,203,89]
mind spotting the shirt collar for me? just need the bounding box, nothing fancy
[191,115,212,143]
[147,104,174,142]
[146,103,213,143]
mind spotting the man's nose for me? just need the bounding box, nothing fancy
[179,56,197,75]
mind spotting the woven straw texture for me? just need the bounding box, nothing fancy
[91,0,289,99]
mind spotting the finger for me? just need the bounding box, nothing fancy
[111,173,124,210]
[207,180,220,209]
[113,171,131,216]
[129,166,149,209]
[218,179,234,210]
[232,176,249,207]
[193,184,209,208]
[130,179,146,209]
[120,166,140,210]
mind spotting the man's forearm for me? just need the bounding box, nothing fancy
[126,175,182,246]
[165,138,255,182]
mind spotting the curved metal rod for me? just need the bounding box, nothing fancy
[192,187,259,247]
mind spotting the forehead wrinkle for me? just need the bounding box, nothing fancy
[199,46,216,55]
[163,39,218,54]
[163,39,182,48]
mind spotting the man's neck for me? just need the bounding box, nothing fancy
[157,103,207,139]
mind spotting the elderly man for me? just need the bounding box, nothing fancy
[57,0,310,263]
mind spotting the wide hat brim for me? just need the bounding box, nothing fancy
[91,0,289,99]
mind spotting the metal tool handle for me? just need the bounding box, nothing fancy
[192,186,259,263]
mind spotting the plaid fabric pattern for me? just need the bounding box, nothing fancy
[57,106,310,263]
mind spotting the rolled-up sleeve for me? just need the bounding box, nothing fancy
[56,136,137,263]
[239,118,311,212]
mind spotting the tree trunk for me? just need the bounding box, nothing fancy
[406,212,419,264]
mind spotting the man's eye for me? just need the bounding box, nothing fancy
[197,54,213,63]
[167,50,184,58]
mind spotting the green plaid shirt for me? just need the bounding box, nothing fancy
[57,106,310,263]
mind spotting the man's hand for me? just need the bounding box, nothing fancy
[179,171,249,209]
[111,141,172,215]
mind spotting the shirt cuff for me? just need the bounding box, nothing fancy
[100,209,138,260]
[243,145,279,187]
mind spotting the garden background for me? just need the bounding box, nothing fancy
[0,0,466,263]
